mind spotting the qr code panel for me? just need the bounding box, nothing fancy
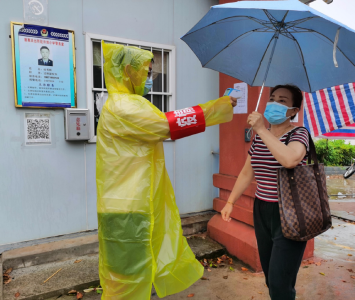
[27,119,50,140]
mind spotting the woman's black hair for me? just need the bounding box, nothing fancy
[270,84,303,120]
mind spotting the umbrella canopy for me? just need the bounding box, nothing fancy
[304,83,355,137]
[181,0,355,94]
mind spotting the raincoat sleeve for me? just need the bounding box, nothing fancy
[199,95,233,127]
[100,94,171,143]
[101,95,233,143]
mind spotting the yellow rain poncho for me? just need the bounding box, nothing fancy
[96,41,233,299]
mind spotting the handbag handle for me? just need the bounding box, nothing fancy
[284,127,318,165]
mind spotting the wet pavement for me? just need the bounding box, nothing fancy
[327,175,355,221]
[327,175,355,199]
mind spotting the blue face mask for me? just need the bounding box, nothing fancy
[143,77,153,96]
[263,102,296,125]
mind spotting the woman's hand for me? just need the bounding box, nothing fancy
[221,203,234,222]
[247,111,266,135]
[229,96,238,107]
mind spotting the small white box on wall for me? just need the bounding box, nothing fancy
[64,109,90,141]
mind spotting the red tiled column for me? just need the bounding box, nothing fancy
[208,0,313,272]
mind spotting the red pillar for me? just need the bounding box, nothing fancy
[207,0,314,272]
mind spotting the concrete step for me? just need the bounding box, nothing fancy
[181,211,216,236]
[1,211,216,271]
[187,235,226,260]
[1,234,99,272]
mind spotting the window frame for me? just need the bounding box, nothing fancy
[85,32,176,143]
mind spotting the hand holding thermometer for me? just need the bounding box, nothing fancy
[224,88,241,108]
[224,88,242,99]
[225,88,253,141]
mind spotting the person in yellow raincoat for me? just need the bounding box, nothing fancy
[96,41,235,300]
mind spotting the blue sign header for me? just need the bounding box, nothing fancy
[19,24,69,41]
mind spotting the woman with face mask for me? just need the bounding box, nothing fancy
[221,85,309,300]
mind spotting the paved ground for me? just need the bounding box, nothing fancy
[326,174,355,197]
[327,175,355,222]
[43,218,355,300]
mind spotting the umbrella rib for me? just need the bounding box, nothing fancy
[262,10,279,31]
[285,16,319,28]
[262,9,288,30]
[182,15,272,37]
[295,27,355,68]
[250,35,276,86]
[291,37,312,92]
[202,28,264,67]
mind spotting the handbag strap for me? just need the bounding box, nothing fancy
[284,127,318,165]
[286,168,307,237]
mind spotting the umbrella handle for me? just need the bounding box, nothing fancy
[246,127,253,141]
[255,82,265,112]
[247,82,265,140]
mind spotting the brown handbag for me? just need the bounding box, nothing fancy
[277,127,332,241]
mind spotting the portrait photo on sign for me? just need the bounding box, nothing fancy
[38,46,53,66]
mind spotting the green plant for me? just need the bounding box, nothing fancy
[313,139,355,166]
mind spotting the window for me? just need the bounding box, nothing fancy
[85,33,175,142]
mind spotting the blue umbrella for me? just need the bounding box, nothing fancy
[181,0,355,110]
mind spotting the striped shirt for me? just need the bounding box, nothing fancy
[248,127,310,202]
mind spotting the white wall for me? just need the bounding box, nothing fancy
[0,0,220,246]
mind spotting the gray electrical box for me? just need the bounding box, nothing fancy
[64,109,90,141]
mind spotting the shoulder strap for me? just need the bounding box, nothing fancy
[284,127,299,146]
[284,127,318,165]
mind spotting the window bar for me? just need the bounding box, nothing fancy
[147,92,172,96]
[101,40,104,90]
[150,47,153,93]
[162,50,165,92]
[167,52,170,94]
[162,49,164,112]
[92,41,95,88]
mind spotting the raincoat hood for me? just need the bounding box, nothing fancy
[102,41,154,95]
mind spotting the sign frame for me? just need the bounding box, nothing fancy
[11,21,77,108]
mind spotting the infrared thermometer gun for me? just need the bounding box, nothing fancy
[224,88,242,99]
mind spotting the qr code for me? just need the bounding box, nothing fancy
[26,118,50,141]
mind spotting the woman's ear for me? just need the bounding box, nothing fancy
[287,107,299,118]
[292,108,299,117]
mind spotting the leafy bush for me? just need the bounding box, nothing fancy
[313,139,355,166]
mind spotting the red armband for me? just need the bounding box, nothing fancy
[165,105,206,140]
